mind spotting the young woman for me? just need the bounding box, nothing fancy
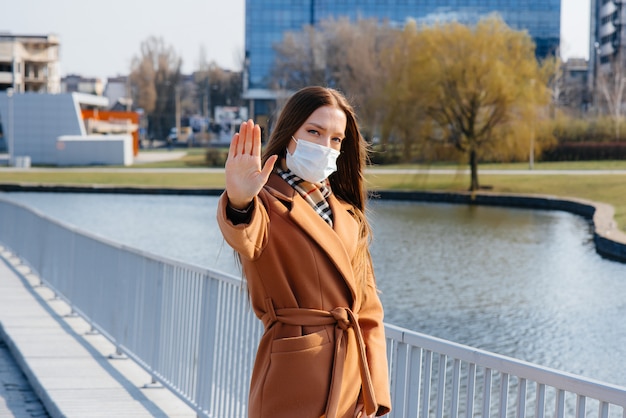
[216,86,391,418]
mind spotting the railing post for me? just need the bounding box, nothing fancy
[194,276,220,417]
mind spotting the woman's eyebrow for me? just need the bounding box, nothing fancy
[306,122,325,130]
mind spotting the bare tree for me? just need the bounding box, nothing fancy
[195,46,244,115]
[377,20,435,161]
[130,37,182,140]
[543,52,562,119]
[272,26,327,89]
[597,56,626,141]
[271,17,393,137]
[322,18,394,138]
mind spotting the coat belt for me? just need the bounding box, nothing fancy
[261,298,377,417]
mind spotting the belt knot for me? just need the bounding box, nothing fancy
[330,307,351,330]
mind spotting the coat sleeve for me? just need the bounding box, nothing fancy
[358,262,392,416]
[216,191,270,260]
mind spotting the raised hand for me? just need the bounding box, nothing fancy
[224,119,278,209]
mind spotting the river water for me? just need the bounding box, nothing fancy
[2,192,625,388]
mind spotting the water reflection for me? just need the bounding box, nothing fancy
[369,200,626,386]
[2,192,625,387]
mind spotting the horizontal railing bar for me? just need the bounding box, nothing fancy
[386,324,626,406]
[0,196,240,284]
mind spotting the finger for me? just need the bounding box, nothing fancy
[243,119,254,155]
[260,155,278,179]
[236,121,247,156]
[228,133,239,159]
[252,123,262,156]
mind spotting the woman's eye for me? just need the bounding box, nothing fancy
[308,130,319,136]
[332,137,343,143]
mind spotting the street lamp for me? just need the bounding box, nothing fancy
[529,79,535,170]
[529,126,535,170]
[175,84,181,146]
[594,42,601,115]
[6,88,13,166]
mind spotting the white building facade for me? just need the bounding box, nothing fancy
[0,33,61,94]
[0,92,133,166]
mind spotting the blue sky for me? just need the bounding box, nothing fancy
[1,0,588,81]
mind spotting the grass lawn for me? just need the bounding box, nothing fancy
[364,170,626,230]
[0,149,624,230]
[0,171,225,188]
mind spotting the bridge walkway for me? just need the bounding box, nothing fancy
[0,249,197,418]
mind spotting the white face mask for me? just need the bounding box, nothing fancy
[286,137,341,183]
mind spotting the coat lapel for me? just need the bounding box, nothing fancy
[265,175,358,301]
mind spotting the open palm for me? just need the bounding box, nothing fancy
[224,120,277,209]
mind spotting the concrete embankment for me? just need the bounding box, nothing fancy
[375,189,626,263]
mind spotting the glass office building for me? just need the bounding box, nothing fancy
[244,0,561,120]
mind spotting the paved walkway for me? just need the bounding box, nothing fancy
[133,151,187,165]
[0,338,49,417]
[0,247,197,418]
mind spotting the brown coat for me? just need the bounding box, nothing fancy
[216,173,391,418]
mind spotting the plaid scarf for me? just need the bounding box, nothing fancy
[276,163,333,227]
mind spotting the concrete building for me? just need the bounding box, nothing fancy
[104,75,131,110]
[0,92,134,166]
[0,33,137,166]
[0,33,61,93]
[61,74,104,96]
[561,58,591,116]
[591,0,624,68]
[590,0,626,113]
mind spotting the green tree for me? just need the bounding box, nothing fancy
[414,16,551,190]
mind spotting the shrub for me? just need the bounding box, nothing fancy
[542,142,626,161]
[205,148,228,167]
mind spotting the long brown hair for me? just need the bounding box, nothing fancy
[262,86,375,291]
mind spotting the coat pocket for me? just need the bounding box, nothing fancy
[262,329,334,417]
[271,328,330,353]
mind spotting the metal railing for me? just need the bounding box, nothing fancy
[1,196,624,418]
